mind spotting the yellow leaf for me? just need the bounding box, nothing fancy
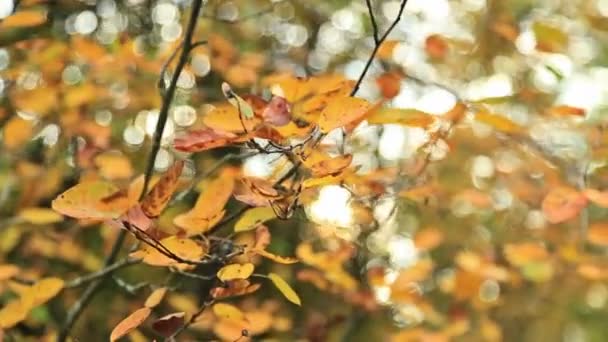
[18,207,63,225]
[3,117,34,150]
[254,249,298,264]
[234,207,277,232]
[144,287,168,308]
[0,300,29,329]
[110,307,152,342]
[13,87,57,117]
[212,303,245,321]
[52,181,129,220]
[0,264,19,281]
[141,160,184,218]
[318,97,372,133]
[367,108,435,127]
[0,10,47,29]
[21,277,64,308]
[203,104,261,133]
[217,263,255,281]
[268,273,301,306]
[64,84,97,108]
[130,237,205,269]
[533,21,568,52]
[94,152,134,180]
[475,111,523,134]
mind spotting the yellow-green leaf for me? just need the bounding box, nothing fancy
[268,273,301,306]
[234,207,277,232]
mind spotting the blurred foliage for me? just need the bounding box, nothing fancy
[1,0,608,341]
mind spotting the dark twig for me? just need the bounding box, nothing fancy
[365,0,379,44]
[166,299,215,341]
[56,2,205,341]
[351,0,409,97]
[65,258,140,288]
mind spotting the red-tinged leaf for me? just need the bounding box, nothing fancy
[174,127,240,152]
[114,205,154,232]
[234,177,281,207]
[140,160,184,218]
[262,96,291,127]
[376,72,402,99]
[110,307,151,342]
[541,186,588,224]
[425,34,448,59]
[547,105,585,117]
[254,225,271,250]
[152,312,185,337]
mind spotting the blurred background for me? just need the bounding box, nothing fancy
[2,0,608,341]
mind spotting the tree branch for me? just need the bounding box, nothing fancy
[365,0,379,44]
[56,1,206,340]
[65,258,140,288]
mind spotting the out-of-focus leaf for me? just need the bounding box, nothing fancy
[533,21,568,52]
[587,223,608,247]
[152,312,185,337]
[144,287,168,308]
[475,111,523,134]
[110,307,151,342]
[367,108,435,127]
[18,207,63,225]
[541,186,587,224]
[268,273,301,306]
[0,10,47,29]
[213,303,245,321]
[234,207,277,232]
[130,237,205,269]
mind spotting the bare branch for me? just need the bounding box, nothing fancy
[365,0,380,44]
[65,258,140,288]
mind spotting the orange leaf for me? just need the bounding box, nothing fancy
[377,40,399,60]
[588,223,608,247]
[173,127,242,153]
[3,117,34,150]
[144,287,168,308]
[547,105,585,117]
[541,186,587,224]
[425,34,448,59]
[202,104,261,133]
[141,160,184,218]
[0,265,19,281]
[583,188,608,208]
[309,154,353,178]
[1,10,47,29]
[52,181,130,220]
[376,72,402,99]
[318,97,372,133]
[110,307,151,342]
[475,111,523,134]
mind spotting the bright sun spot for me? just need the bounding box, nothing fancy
[308,185,353,227]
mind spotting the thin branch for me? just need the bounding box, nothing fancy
[166,299,215,341]
[56,1,206,340]
[365,0,379,43]
[65,258,140,288]
[351,0,409,97]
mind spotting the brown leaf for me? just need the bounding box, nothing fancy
[152,312,185,338]
[141,160,184,218]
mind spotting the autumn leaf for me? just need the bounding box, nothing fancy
[152,312,185,337]
[21,277,65,307]
[268,273,301,306]
[475,111,523,134]
[144,287,168,308]
[318,97,372,133]
[376,71,402,99]
[211,280,261,299]
[234,207,277,232]
[213,303,245,321]
[0,265,19,281]
[18,207,63,225]
[130,237,205,269]
[583,188,608,208]
[52,181,129,220]
[254,249,299,264]
[173,127,243,153]
[546,105,585,117]
[110,307,151,342]
[425,34,448,59]
[217,263,255,281]
[541,186,587,224]
[262,96,292,126]
[202,104,261,133]
[0,10,47,29]
[3,117,34,150]
[140,160,185,218]
[222,82,255,119]
[587,223,608,247]
[0,300,29,329]
[367,108,435,127]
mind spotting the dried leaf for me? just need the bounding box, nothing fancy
[152,312,185,337]
[217,263,255,281]
[140,160,184,218]
[234,207,277,232]
[309,154,353,178]
[268,273,301,306]
[110,307,151,342]
[173,127,242,152]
